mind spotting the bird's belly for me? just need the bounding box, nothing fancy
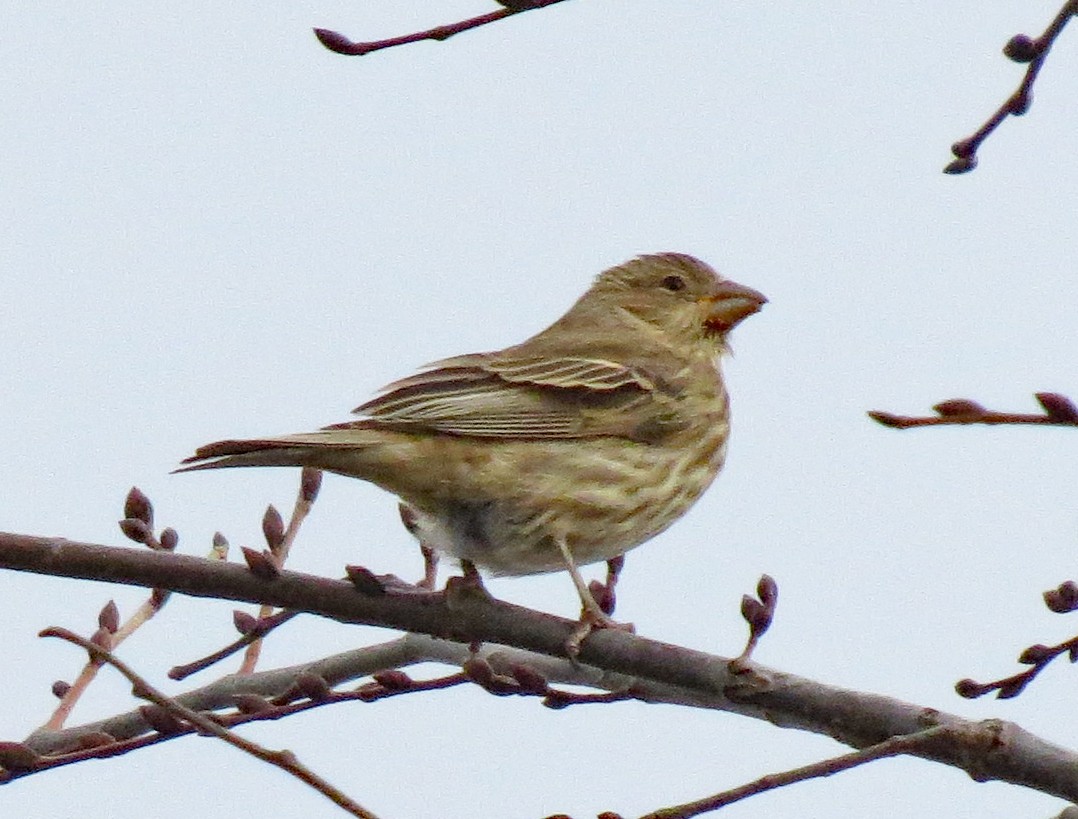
[403,431,727,576]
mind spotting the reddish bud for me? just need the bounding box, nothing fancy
[372,670,412,691]
[241,547,280,580]
[1036,393,1078,423]
[542,693,571,710]
[996,678,1028,699]
[1017,644,1052,665]
[233,694,274,714]
[463,657,497,688]
[345,565,386,595]
[589,579,616,616]
[301,468,323,503]
[354,682,383,702]
[954,678,989,699]
[757,574,778,609]
[232,610,259,635]
[313,28,371,56]
[295,673,333,702]
[1043,580,1078,613]
[0,742,42,772]
[262,505,285,552]
[740,596,771,634]
[123,487,154,528]
[159,527,179,551]
[130,681,153,700]
[934,399,985,417]
[89,627,113,652]
[139,705,185,735]
[51,680,71,699]
[866,410,903,427]
[943,155,977,175]
[119,517,153,544]
[1003,34,1040,63]
[510,664,549,695]
[98,600,120,633]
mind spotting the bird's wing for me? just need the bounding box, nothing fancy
[345,354,667,439]
[426,352,658,391]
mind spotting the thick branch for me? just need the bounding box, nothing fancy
[2,531,1078,802]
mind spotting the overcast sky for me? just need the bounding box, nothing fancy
[4,2,1078,818]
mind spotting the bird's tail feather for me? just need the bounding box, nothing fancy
[175,431,380,474]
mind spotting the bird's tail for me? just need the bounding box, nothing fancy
[175,429,385,475]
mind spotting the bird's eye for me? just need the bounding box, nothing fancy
[661,274,686,292]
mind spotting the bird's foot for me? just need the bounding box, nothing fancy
[565,602,635,658]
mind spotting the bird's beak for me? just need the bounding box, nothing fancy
[701,279,767,336]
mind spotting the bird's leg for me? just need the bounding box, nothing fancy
[418,543,439,590]
[556,540,634,656]
[398,502,441,591]
[458,558,488,589]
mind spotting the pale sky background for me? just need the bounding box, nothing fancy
[3,2,1078,817]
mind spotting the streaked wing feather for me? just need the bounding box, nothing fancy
[486,356,655,391]
[351,356,656,439]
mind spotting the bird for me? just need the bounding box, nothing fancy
[179,253,765,638]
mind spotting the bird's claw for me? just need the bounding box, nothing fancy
[564,606,635,658]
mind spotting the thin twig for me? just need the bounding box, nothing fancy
[40,627,380,819]
[868,392,1078,429]
[957,635,1078,701]
[640,725,954,818]
[240,469,321,674]
[945,2,1078,173]
[170,610,302,681]
[44,488,179,730]
[956,581,1078,700]
[314,0,571,57]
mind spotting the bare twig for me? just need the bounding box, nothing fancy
[240,469,321,674]
[44,489,177,729]
[23,633,740,761]
[945,2,1078,173]
[314,0,571,57]
[957,635,1078,701]
[39,627,380,819]
[956,581,1078,700]
[868,393,1078,429]
[639,725,956,818]
[170,609,301,681]
[734,575,778,663]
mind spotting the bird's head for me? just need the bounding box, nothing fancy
[588,253,766,350]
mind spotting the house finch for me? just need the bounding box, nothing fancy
[180,253,765,631]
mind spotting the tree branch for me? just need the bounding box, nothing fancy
[314,0,572,57]
[868,393,1078,429]
[945,1,1078,173]
[40,627,379,819]
[2,531,1078,803]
